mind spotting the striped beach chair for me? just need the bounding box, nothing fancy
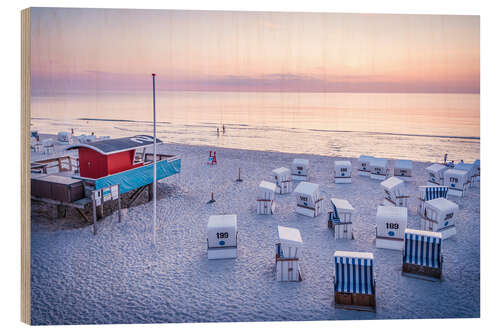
[418,186,448,217]
[333,251,376,312]
[402,229,443,281]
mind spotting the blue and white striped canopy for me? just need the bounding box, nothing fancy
[424,186,448,201]
[404,231,442,268]
[330,202,341,224]
[334,255,374,295]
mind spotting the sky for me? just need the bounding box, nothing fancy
[30,8,480,94]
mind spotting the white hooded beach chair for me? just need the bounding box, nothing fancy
[394,159,413,181]
[426,163,447,186]
[417,186,448,217]
[421,197,459,239]
[333,251,376,312]
[207,214,238,260]
[328,198,354,239]
[375,205,407,250]
[444,168,468,197]
[369,158,389,180]
[272,167,292,194]
[358,155,373,176]
[380,177,409,207]
[57,131,71,144]
[454,162,474,188]
[294,181,323,217]
[334,161,352,184]
[42,139,54,154]
[291,158,310,181]
[473,159,480,183]
[257,181,277,215]
[403,229,443,281]
[275,226,303,282]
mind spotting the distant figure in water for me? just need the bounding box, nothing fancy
[71,128,74,135]
[91,132,95,136]
[444,153,448,164]
[222,124,226,134]
[217,127,220,136]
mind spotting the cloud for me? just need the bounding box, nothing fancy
[31,70,480,95]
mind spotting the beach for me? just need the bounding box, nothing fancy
[30,141,480,324]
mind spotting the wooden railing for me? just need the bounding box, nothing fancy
[31,155,78,174]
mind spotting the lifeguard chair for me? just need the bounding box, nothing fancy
[207,151,217,165]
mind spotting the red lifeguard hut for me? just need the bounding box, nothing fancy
[69,135,162,179]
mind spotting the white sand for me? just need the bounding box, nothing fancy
[30,142,480,324]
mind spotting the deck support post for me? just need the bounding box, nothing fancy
[148,183,153,202]
[97,200,104,219]
[92,198,97,235]
[117,184,122,223]
[56,204,66,218]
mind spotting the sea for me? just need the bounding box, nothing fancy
[31,91,480,163]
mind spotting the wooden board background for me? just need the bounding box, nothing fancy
[21,7,31,325]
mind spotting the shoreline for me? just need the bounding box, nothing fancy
[30,133,477,165]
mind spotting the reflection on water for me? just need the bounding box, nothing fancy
[31,91,479,162]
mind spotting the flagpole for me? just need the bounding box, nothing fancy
[152,73,157,245]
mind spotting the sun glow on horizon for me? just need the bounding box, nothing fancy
[31,8,479,94]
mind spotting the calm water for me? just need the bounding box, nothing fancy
[31,91,480,162]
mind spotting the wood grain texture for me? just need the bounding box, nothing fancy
[21,7,31,325]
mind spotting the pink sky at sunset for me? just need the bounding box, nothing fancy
[30,8,480,94]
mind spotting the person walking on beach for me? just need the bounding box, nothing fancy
[222,124,226,134]
[217,127,220,136]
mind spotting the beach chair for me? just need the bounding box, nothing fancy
[328,198,354,240]
[333,251,376,312]
[402,229,443,281]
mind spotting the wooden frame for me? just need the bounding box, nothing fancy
[333,277,376,312]
[402,260,443,282]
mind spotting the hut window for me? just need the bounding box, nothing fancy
[341,168,347,172]
[134,148,146,164]
[450,177,459,183]
[300,196,308,202]
[297,166,303,171]
[429,172,436,178]
[445,213,454,220]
